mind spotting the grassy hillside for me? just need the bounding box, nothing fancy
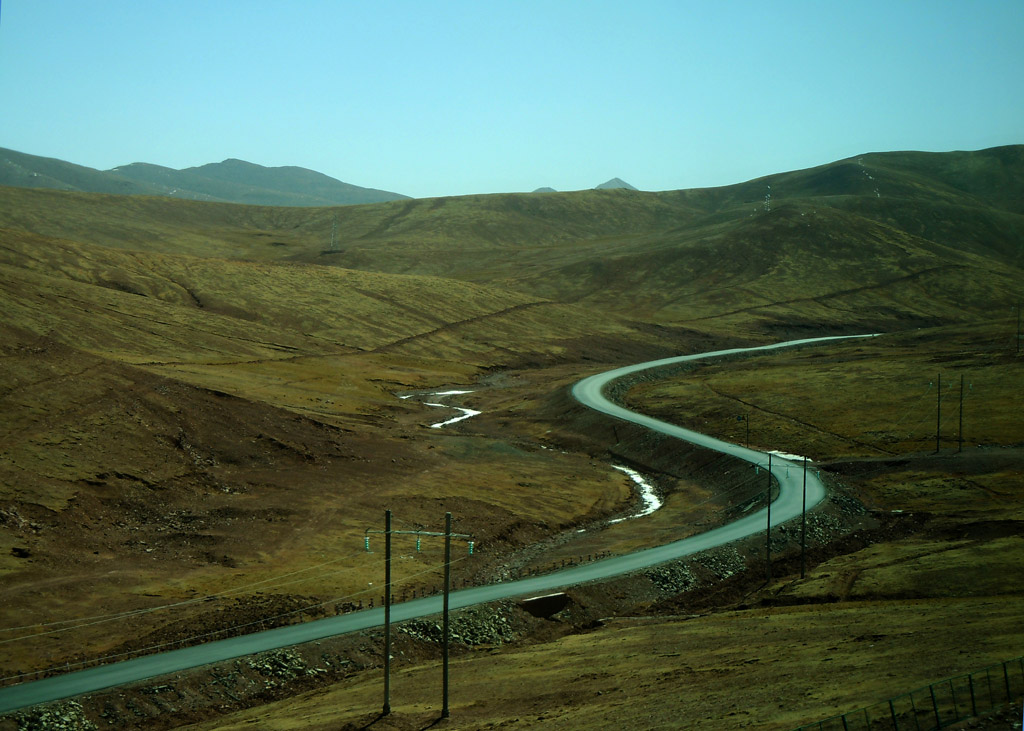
[620,324,1023,461]
[169,325,1024,731]
[0,228,547,359]
[2,148,1021,339]
[0,146,1021,727]
[0,201,687,680]
[0,147,156,196]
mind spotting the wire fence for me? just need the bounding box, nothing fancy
[793,655,1024,730]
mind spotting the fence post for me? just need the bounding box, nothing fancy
[794,655,1024,730]
[968,674,977,718]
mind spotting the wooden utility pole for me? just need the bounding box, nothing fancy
[765,453,773,582]
[365,512,472,719]
[383,509,392,715]
[800,456,808,579]
[736,414,749,447]
[958,374,965,453]
[442,512,452,719]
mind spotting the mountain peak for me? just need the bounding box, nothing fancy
[595,177,637,190]
[203,158,264,171]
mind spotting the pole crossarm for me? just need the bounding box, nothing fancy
[367,511,473,718]
[366,528,471,539]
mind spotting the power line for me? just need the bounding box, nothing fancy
[0,549,369,642]
[765,452,773,582]
[0,555,466,685]
[365,510,473,718]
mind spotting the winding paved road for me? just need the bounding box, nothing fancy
[0,334,876,714]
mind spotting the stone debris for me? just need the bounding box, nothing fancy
[646,561,697,593]
[15,700,96,731]
[829,490,868,515]
[246,649,325,685]
[400,605,517,646]
[804,512,845,544]
[696,546,745,580]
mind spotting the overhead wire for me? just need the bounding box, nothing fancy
[0,548,370,642]
[0,554,469,684]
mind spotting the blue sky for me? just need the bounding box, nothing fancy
[1,0,1021,199]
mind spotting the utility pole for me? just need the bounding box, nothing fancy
[365,512,472,719]
[330,216,338,252]
[935,373,941,453]
[383,510,392,715]
[736,414,749,448]
[800,456,808,579]
[958,374,965,453]
[765,452,773,582]
[442,512,452,719]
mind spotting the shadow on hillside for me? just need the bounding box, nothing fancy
[351,710,449,730]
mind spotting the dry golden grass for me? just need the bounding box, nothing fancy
[1,151,1022,726]
[0,344,630,676]
[182,596,1024,730]
[622,323,1023,462]
[174,324,1024,730]
[782,535,1024,603]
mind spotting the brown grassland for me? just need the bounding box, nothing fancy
[0,146,1022,729]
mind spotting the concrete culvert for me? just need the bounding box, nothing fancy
[520,592,571,618]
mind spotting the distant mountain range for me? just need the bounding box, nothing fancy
[533,178,638,193]
[0,147,409,207]
[0,146,642,204]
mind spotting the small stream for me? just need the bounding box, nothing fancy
[403,390,664,524]
[608,465,663,523]
[400,389,481,428]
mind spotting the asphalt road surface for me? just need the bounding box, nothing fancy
[0,333,875,714]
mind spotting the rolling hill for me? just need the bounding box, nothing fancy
[0,145,1022,728]
[7,146,1018,338]
[0,147,408,206]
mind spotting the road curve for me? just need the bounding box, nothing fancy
[0,334,876,714]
